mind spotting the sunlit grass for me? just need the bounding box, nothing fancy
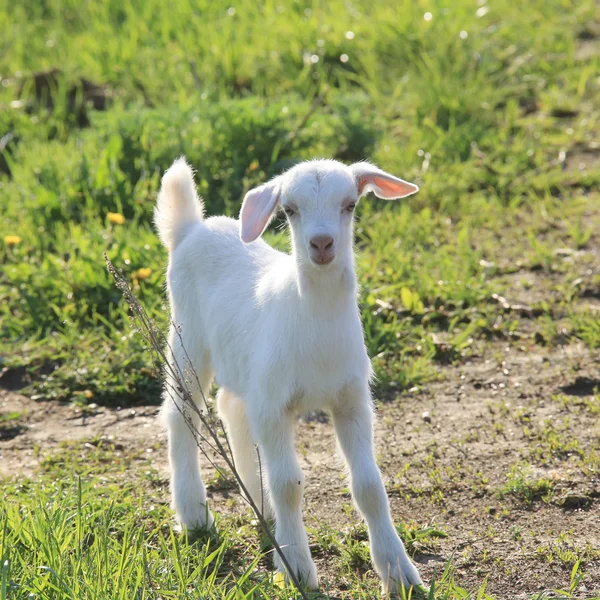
[1,0,599,597]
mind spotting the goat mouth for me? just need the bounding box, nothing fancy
[311,255,335,266]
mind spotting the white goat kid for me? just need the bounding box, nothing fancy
[155,157,423,593]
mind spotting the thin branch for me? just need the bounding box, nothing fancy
[105,255,309,599]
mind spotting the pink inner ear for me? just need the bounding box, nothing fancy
[358,173,419,199]
[240,183,280,243]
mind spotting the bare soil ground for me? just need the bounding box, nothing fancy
[2,335,599,598]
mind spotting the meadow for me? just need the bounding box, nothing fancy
[1,0,599,598]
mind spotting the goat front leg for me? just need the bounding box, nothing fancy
[333,382,422,594]
[252,407,318,589]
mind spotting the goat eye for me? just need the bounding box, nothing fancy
[283,206,297,217]
[345,203,356,213]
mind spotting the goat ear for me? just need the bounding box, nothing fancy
[350,163,419,200]
[239,179,281,243]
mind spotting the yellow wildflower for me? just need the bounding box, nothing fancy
[4,235,22,246]
[133,267,152,279]
[273,571,286,589]
[135,267,152,280]
[248,159,260,172]
[107,212,126,225]
[83,390,94,399]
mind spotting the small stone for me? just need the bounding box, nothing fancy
[422,410,431,423]
[554,248,574,257]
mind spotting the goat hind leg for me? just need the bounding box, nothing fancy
[217,388,273,520]
[161,330,214,531]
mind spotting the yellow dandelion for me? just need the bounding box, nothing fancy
[107,212,126,225]
[135,267,152,280]
[83,390,94,399]
[4,235,22,246]
[248,159,260,172]
[273,571,286,589]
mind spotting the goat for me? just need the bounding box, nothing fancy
[155,157,423,593]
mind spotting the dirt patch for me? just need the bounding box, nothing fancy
[2,340,599,597]
[566,150,600,174]
[379,343,600,597]
[0,392,165,478]
[576,40,600,62]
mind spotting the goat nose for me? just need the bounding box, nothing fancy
[309,235,334,251]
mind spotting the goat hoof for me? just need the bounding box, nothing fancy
[374,545,423,596]
[274,548,318,590]
[176,503,215,535]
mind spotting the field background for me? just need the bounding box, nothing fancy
[1,0,600,598]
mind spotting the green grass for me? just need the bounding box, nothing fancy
[1,475,269,599]
[1,0,600,597]
[1,0,599,404]
[0,450,475,600]
[499,464,555,505]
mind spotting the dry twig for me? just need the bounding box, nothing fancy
[105,254,309,599]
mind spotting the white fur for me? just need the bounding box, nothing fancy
[155,157,422,593]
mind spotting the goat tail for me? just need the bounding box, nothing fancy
[154,157,205,252]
